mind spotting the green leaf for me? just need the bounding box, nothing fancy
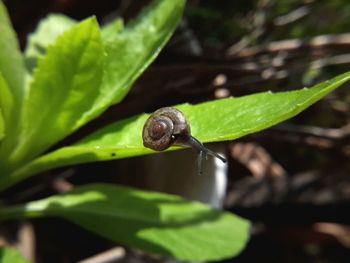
[5,71,350,189]
[0,0,185,188]
[8,0,184,164]
[0,1,26,159]
[101,18,124,41]
[0,67,9,144]
[0,184,250,261]
[9,17,104,167]
[0,73,14,124]
[24,14,124,70]
[0,110,4,141]
[0,1,26,103]
[0,247,31,263]
[77,0,186,127]
[25,14,76,72]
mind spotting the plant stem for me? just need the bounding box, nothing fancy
[0,204,41,221]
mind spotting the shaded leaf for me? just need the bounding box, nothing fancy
[0,184,250,262]
[5,72,350,189]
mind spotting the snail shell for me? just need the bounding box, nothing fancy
[142,107,190,151]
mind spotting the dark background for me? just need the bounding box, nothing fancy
[1,0,350,262]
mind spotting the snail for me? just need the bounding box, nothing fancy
[142,107,226,175]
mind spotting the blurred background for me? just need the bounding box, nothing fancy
[2,0,350,262]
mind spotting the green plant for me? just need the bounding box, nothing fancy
[1,0,350,262]
[0,247,30,263]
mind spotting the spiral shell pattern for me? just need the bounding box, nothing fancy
[142,107,190,151]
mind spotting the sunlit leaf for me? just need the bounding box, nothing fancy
[0,184,250,262]
[0,1,26,104]
[25,14,76,72]
[5,72,350,189]
[0,0,185,187]
[0,1,26,161]
[77,0,185,126]
[101,18,124,40]
[10,17,104,166]
[0,247,31,263]
[0,73,14,125]
[0,109,4,141]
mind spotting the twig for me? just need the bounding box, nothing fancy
[77,247,126,263]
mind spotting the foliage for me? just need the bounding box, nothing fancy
[6,73,350,188]
[0,247,30,263]
[0,184,249,262]
[0,0,349,261]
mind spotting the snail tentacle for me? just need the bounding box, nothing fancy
[187,136,227,163]
[197,150,204,176]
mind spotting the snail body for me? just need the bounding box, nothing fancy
[142,107,226,175]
